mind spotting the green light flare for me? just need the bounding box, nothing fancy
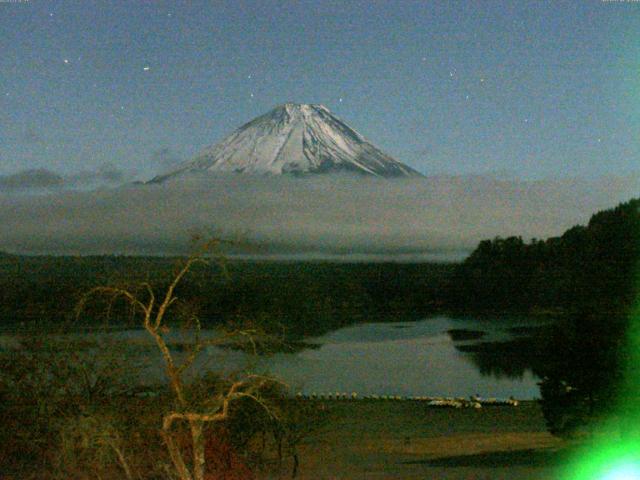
[562,442,640,480]
[562,299,640,478]
[601,464,640,480]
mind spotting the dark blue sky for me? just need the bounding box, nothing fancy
[1,0,638,180]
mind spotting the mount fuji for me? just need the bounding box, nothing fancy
[150,103,422,181]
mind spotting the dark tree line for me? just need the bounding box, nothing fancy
[449,198,640,437]
[0,256,453,339]
[449,198,640,316]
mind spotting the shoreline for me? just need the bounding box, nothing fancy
[294,399,568,479]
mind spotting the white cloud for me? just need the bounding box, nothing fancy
[0,173,638,258]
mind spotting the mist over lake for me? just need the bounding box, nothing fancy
[1,173,638,257]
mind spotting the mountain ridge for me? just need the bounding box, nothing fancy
[150,103,422,181]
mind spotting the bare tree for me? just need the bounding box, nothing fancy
[78,240,282,480]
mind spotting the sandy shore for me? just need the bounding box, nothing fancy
[291,400,569,479]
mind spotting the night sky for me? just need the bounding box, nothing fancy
[1,0,639,181]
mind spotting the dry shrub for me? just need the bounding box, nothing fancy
[0,333,133,478]
[57,413,134,480]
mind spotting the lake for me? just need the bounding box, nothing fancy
[0,315,547,400]
[262,316,545,399]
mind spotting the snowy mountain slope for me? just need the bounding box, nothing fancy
[150,103,422,181]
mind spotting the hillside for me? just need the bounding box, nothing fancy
[449,198,640,315]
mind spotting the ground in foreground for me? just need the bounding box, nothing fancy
[294,400,570,479]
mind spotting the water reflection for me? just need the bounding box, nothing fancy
[0,315,551,399]
[262,316,547,399]
[453,328,550,381]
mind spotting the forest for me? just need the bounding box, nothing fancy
[0,254,453,338]
[450,198,640,316]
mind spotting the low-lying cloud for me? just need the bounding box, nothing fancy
[0,169,65,191]
[1,173,638,259]
[0,165,126,193]
[64,164,125,188]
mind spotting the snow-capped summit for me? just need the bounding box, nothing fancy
[150,103,421,181]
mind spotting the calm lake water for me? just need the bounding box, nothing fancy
[262,316,544,399]
[1,315,546,399]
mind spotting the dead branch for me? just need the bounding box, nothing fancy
[76,241,287,480]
